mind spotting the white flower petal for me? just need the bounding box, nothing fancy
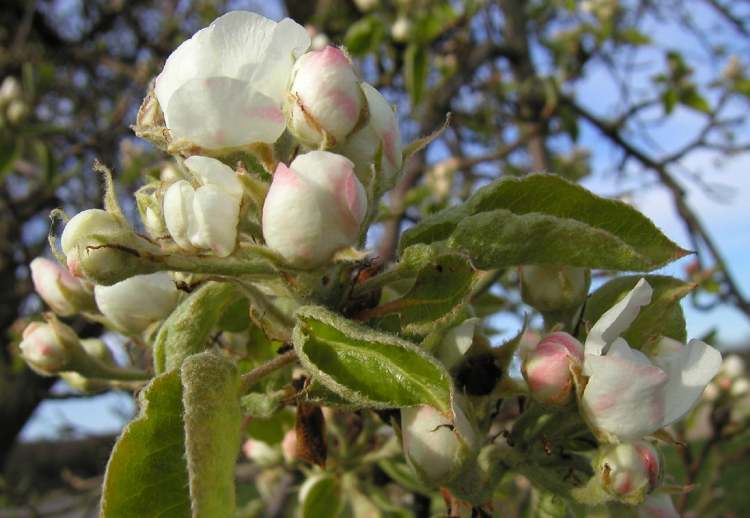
[585,278,653,356]
[184,155,243,199]
[191,185,240,257]
[651,338,722,427]
[164,180,197,250]
[251,17,311,103]
[94,272,179,333]
[165,77,284,149]
[582,340,668,440]
[155,11,278,109]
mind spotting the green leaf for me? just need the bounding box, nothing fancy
[293,306,453,413]
[680,86,711,114]
[101,352,242,518]
[364,250,476,335]
[405,44,429,106]
[101,371,190,518]
[245,407,295,444]
[399,174,688,271]
[299,474,344,518]
[181,352,242,518]
[583,275,693,347]
[153,282,237,373]
[344,16,386,56]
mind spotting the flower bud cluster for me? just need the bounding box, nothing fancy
[131,12,402,266]
[0,76,29,126]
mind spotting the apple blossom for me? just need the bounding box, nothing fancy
[262,151,367,267]
[154,11,310,150]
[337,82,402,190]
[163,155,243,257]
[400,397,479,485]
[581,279,722,440]
[596,441,661,503]
[94,272,179,334]
[523,331,583,406]
[30,257,93,317]
[519,265,589,312]
[286,46,363,147]
[19,322,71,375]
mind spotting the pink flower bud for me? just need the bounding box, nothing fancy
[19,322,71,375]
[281,429,298,463]
[337,82,402,190]
[30,257,93,317]
[242,438,282,467]
[262,151,367,267]
[597,441,661,503]
[522,332,583,405]
[94,272,179,334]
[287,46,363,147]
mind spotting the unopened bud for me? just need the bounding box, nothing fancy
[20,322,68,374]
[30,257,94,317]
[163,156,242,257]
[94,272,179,334]
[262,151,367,267]
[401,397,479,485]
[337,82,402,191]
[242,439,282,468]
[287,46,363,147]
[281,429,298,463]
[6,99,29,124]
[61,209,160,285]
[0,77,22,106]
[522,332,583,406]
[520,265,589,312]
[311,33,330,51]
[597,441,661,504]
[353,0,379,12]
[19,320,79,376]
[391,17,412,43]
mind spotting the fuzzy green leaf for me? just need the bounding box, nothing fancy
[399,174,688,271]
[101,371,190,518]
[299,474,344,518]
[293,306,453,413]
[583,275,693,347]
[153,282,237,373]
[364,250,476,334]
[181,351,242,518]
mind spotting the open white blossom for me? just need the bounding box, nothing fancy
[581,279,722,440]
[155,11,310,150]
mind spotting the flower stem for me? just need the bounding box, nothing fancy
[240,350,298,392]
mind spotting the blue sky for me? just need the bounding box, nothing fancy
[20,1,750,440]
